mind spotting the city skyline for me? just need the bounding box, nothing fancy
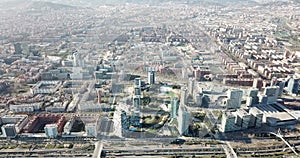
[0,0,299,157]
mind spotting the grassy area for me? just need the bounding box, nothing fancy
[101,97,110,103]
[142,97,151,106]
[19,144,31,149]
[3,145,17,149]
[148,129,157,134]
[167,91,177,98]
[212,110,221,117]
[170,119,178,126]
[35,144,45,149]
[57,144,65,148]
[193,112,206,122]
[158,115,169,125]
[45,144,55,149]
[143,116,161,125]
[193,123,204,130]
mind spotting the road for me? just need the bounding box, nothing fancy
[224,141,238,158]
[270,132,298,155]
[92,141,103,158]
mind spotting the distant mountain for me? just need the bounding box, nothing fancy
[30,0,258,7]
[0,0,31,10]
[28,1,76,10]
[0,0,297,10]
[0,0,77,10]
[253,0,298,3]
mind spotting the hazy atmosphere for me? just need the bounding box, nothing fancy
[0,0,300,158]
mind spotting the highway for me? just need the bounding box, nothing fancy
[103,146,226,157]
[2,135,300,158]
[0,148,92,158]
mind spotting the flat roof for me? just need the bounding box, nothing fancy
[266,112,295,121]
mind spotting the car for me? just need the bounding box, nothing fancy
[170,138,185,145]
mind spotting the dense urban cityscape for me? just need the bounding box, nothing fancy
[0,0,300,157]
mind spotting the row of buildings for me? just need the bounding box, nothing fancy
[209,25,299,80]
[220,108,263,132]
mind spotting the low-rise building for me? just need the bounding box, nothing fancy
[85,123,97,137]
[9,103,42,113]
[45,124,58,138]
[31,81,62,95]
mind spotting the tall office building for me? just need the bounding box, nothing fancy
[260,95,268,104]
[22,43,30,56]
[113,109,129,137]
[73,52,79,67]
[194,93,203,106]
[235,109,251,130]
[131,78,142,126]
[1,124,17,138]
[263,86,280,104]
[270,77,277,86]
[220,108,263,132]
[287,78,299,95]
[133,97,141,110]
[246,88,259,107]
[180,87,188,106]
[148,71,155,85]
[134,87,141,96]
[73,52,84,67]
[133,78,141,110]
[220,111,240,132]
[188,78,195,96]
[177,106,191,135]
[171,98,179,118]
[248,88,259,97]
[134,78,141,87]
[14,43,22,54]
[270,77,286,97]
[253,78,263,90]
[225,89,243,109]
[131,111,141,127]
[182,68,188,79]
[45,124,58,138]
[249,107,263,128]
[97,90,102,104]
[277,80,285,97]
